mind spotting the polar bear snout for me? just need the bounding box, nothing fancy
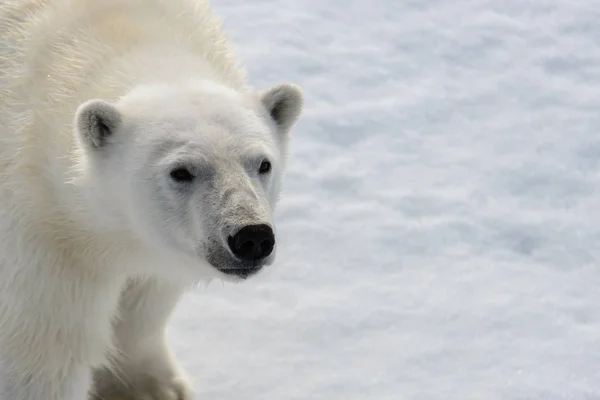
[227,224,275,262]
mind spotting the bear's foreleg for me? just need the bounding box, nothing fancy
[91,278,192,400]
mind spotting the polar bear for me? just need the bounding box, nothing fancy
[0,1,303,399]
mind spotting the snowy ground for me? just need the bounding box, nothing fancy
[169,1,600,399]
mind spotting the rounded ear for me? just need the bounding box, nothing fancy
[260,83,304,134]
[75,99,122,149]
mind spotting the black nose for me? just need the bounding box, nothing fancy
[228,224,275,262]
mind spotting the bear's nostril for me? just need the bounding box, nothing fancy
[228,224,275,262]
[261,239,274,254]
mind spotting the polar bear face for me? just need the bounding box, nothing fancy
[74,81,303,280]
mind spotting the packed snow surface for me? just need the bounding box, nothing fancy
[169,1,600,399]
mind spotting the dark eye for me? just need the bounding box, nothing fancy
[259,160,271,174]
[170,167,195,183]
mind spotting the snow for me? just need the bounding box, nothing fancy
[169,1,600,399]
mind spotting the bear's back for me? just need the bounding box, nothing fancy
[0,0,246,124]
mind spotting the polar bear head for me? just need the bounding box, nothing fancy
[74,80,303,281]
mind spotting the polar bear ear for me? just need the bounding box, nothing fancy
[260,83,304,134]
[75,99,122,149]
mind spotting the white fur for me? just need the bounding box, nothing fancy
[0,1,303,399]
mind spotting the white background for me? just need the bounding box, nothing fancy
[170,1,600,399]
